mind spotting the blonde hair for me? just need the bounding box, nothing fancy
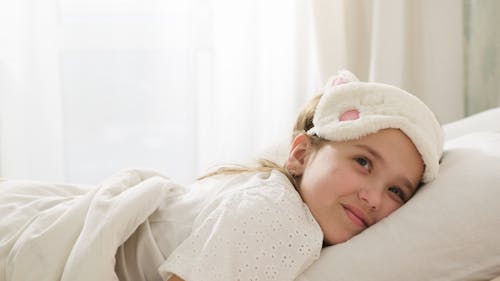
[292,94,322,139]
[199,94,327,189]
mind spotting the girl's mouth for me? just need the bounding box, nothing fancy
[342,204,369,228]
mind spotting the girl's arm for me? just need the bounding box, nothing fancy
[167,275,184,281]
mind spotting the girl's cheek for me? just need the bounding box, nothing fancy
[379,201,401,219]
[342,169,365,187]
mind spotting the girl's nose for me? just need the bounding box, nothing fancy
[358,185,383,211]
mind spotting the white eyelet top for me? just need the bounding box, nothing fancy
[115,170,323,281]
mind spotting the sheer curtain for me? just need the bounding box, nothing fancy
[310,0,499,124]
[0,0,319,184]
[2,0,498,184]
[311,0,465,124]
[0,0,64,181]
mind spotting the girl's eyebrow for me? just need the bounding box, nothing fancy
[354,144,385,165]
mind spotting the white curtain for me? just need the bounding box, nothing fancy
[0,0,65,181]
[2,0,496,184]
[311,0,464,124]
[0,0,319,184]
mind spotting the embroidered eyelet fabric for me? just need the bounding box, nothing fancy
[158,171,323,281]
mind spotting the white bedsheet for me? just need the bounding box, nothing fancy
[0,169,182,281]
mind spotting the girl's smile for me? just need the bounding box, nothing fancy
[342,203,370,228]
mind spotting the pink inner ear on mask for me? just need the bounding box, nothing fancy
[332,77,348,86]
[339,109,360,121]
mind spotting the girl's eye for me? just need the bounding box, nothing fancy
[388,186,406,202]
[355,157,371,170]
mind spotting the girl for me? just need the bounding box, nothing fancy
[117,70,443,281]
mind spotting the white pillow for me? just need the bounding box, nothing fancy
[444,107,500,140]
[297,131,500,281]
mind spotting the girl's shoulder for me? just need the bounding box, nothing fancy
[198,169,296,199]
[200,170,313,226]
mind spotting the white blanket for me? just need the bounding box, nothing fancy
[0,169,182,281]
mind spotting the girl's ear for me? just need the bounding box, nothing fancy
[286,133,311,176]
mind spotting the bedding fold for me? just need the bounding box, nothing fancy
[0,169,183,281]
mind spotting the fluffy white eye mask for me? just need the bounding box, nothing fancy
[308,70,443,183]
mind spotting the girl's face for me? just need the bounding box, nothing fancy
[287,129,424,245]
